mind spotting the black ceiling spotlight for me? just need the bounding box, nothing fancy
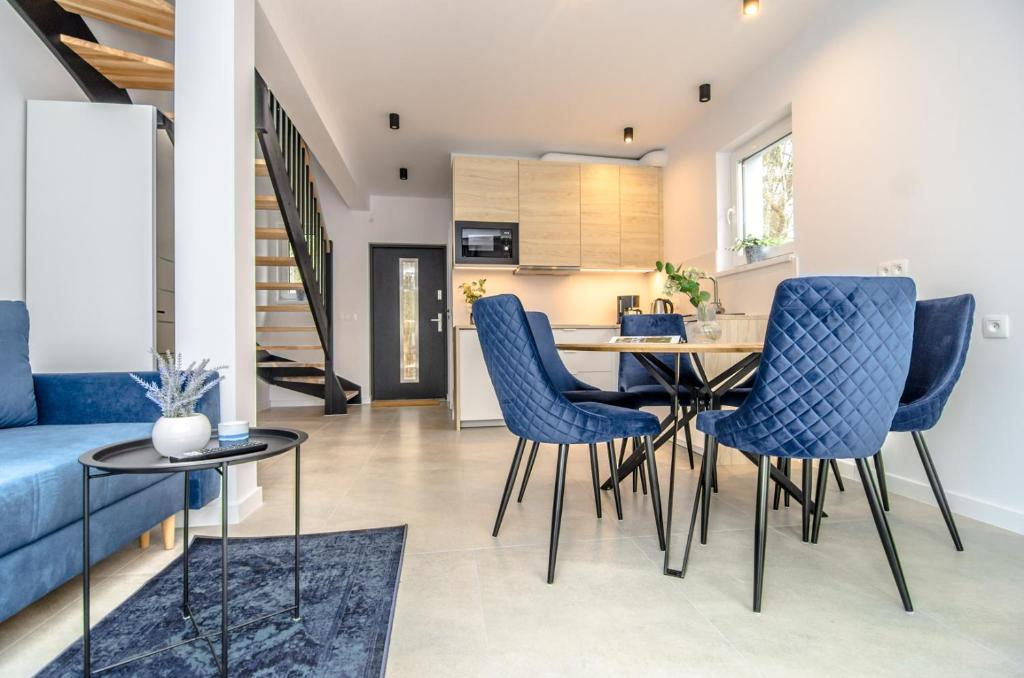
[623,126,634,144]
[399,167,408,180]
[699,83,711,103]
[389,113,400,130]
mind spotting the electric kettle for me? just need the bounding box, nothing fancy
[651,298,674,314]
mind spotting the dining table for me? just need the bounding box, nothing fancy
[553,338,824,577]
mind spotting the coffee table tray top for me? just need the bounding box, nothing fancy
[80,427,308,473]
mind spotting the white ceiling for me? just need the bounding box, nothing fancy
[258,0,829,201]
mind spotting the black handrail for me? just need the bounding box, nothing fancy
[255,72,345,413]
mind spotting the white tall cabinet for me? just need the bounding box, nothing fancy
[26,100,161,372]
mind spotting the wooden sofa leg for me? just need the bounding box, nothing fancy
[139,531,151,549]
[161,515,176,550]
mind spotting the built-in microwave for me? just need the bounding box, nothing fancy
[454,221,518,265]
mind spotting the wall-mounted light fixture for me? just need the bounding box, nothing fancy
[743,0,760,16]
[399,167,408,180]
[623,127,634,144]
[699,83,711,103]
[389,113,400,130]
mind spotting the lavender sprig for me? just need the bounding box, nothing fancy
[130,350,227,417]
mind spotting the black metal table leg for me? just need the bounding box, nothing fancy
[220,462,229,676]
[183,471,190,619]
[293,445,301,620]
[82,467,91,677]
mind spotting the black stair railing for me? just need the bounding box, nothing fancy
[255,72,345,414]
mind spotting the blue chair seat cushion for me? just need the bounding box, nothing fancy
[564,389,643,410]
[623,385,694,407]
[695,410,732,439]
[574,402,661,439]
[719,388,752,408]
[890,397,939,433]
[0,422,161,557]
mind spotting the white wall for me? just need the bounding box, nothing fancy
[662,0,1024,532]
[0,3,86,300]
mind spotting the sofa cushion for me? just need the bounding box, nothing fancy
[0,422,161,557]
[0,301,37,428]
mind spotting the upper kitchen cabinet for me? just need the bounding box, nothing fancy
[619,166,662,268]
[580,163,621,268]
[518,161,581,267]
[452,156,519,222]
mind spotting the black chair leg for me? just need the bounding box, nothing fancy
[606,441,623,520]
[644,435,666,551]
[493,438,527,537]
[700,437,718,544]
[811,459,829,544]
[912,431,964,551]
[829,459,845,491]
[801,459,812,542]
[632,437,639,493]
[588,444,603,519]
[679,442,707,577]
[683,411,695,470]
[516,441,541,503]
[873,451,890,511]
[547,444,570,584]
[636,437,649,496]
[772,457,785,510]
[753,455,771,612]
[783,459,792,507]
[856,458,913,611]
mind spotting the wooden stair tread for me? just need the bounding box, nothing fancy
[56,0,174,40]
[257,345,322,351]
[255,256,295,266]
[256,228,288,240]
[255,195,278,210]
[59,35,173,90]
[255,159,268,176]
[277,375,324,384]
[345,390,360,402]
[257,305,310,313]
[256,281,303,291]
[256,326,316,333]
[258,361,325,369]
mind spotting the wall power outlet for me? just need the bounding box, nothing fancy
[877,259,910,276]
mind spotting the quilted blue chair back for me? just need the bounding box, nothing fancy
[475,295,641,444]
[618,314,700,390]
[526,311,583,392]
[892,294,975,432]
[711,277,916,459]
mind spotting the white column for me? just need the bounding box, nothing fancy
[174,0,260,524]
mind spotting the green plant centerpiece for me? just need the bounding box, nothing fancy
[131,351,226,457]
[655,261,709,310]
[458,279,487,324]
[730,234,781,264]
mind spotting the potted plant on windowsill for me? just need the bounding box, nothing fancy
[730,235,782,264]
[458,279,487,325]
[655,261,721,340]
[131,351,226,457]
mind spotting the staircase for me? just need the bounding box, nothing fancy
[11,0,361,414]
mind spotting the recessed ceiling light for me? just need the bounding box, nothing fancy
[743,0,760,16]
[389,113,400,130]
[623,127,634,144]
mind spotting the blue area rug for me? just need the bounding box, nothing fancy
[38,526,407,677]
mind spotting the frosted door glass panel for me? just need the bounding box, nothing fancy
[400,258,419,383]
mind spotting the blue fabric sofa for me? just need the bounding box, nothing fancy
[0,304,220,623]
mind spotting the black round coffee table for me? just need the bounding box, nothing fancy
[78,427,308,677]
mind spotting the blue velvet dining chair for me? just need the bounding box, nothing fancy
[514,312,643,519]
[619,314,699,471]
[690,276,917,612]
[835,294,973,551]
[475,294,665,583]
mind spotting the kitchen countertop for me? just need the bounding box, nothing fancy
[455,323,620,330]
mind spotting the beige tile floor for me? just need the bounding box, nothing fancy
[2,404,1023,676]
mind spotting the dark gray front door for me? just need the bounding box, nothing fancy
[370,245,447,400]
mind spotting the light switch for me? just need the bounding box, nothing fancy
[982,315,1010,339]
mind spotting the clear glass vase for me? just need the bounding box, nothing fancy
[697,302,722,341]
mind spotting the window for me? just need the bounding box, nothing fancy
[726,117,794,265]
[399,257,419,383]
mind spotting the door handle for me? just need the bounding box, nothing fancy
[429,313,443,333]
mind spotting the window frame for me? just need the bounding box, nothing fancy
[726,116,794,269]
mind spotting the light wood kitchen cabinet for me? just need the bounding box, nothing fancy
[619,166,662,268]
[452,156,519,222]
[580,163,620,268]
[518,160,581,266]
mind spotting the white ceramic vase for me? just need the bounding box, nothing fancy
[152,413,212,457]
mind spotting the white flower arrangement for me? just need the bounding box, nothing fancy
[130,351,227,418]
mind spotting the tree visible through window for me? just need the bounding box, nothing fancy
[740,133,794,244]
